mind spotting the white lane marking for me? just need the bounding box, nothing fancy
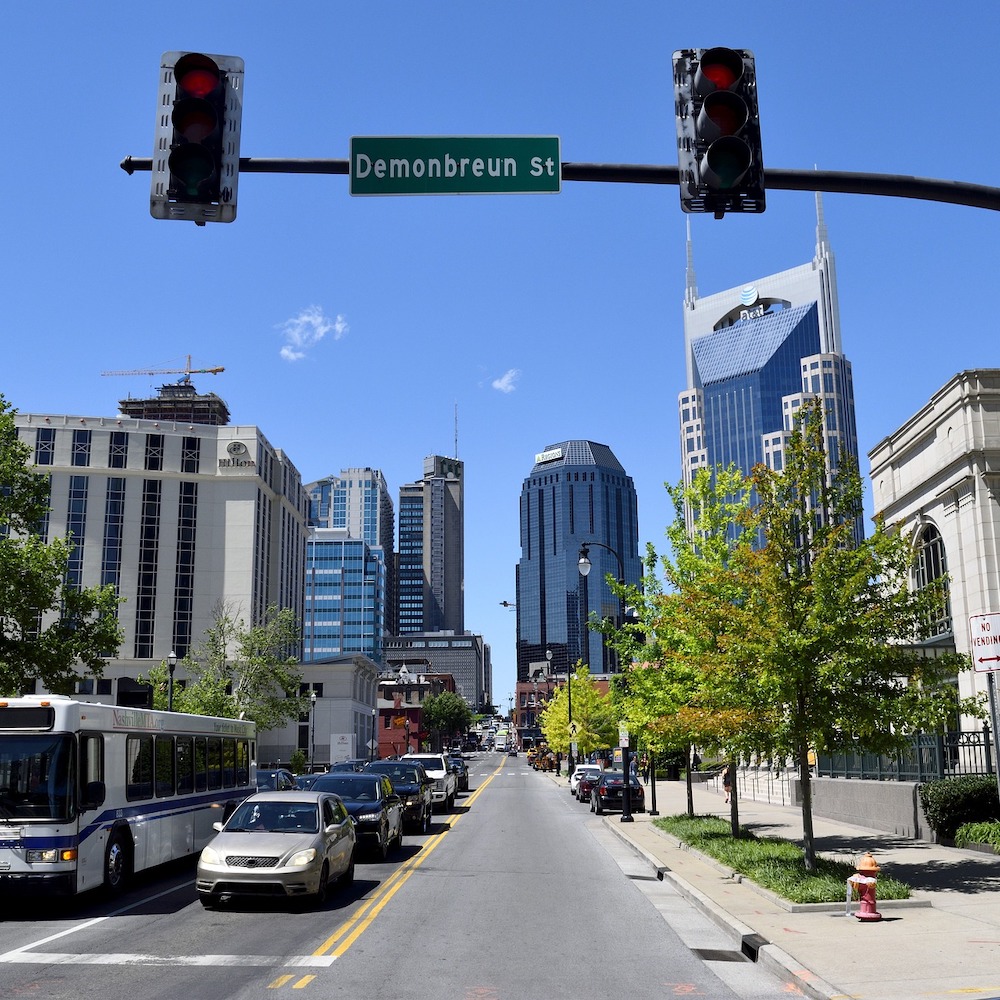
[0,952,336,967]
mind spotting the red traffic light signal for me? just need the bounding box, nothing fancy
[151,52,244,224]
[673,47,764,218]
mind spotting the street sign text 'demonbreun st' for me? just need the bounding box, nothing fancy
[350,136,560,195]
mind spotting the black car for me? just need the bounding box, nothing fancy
[329,758,369,773]
[590,772,645,815]
[447,754,470,792]
[311,772,405,859]
[256,768,297,791]
[364,761,434,833]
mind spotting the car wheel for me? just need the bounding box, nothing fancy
[104,832,132,895]
[340,848,356,885]
[393,822,404,852]
[375,824,388,861]
[421,806,430,833]
[595,799,604,815]
[314,862,330,908]
[199,895,216,909]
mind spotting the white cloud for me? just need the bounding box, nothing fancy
[491,368,520,393]
[277,306,349,362]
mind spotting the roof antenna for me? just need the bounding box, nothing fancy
[454,402,459,459]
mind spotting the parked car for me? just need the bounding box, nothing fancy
[311,772,404,859]
[364,761,434,833]
[295,772,325,790]
[576,768,602,803]
[329,758,369,773]
[447,754,470,792]
[196,791,356,909]
[591,772,645,815]
[570,764,601,798]
[406,753,458,811]
[256,768,297,792]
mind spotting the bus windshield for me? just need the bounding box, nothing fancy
[0,734,75,822]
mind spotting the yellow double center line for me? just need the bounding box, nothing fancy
[313,763,502,961]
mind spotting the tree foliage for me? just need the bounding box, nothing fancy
[602,398,979,869]
[539,664,618,756]
[422,691,473,748]
[0,395,123,695]
[140,602,304,728]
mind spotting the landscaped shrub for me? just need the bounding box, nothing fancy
[919,776,1000,839]
[955,821,1000,850]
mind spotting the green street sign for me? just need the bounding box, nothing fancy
[350,136,560,196]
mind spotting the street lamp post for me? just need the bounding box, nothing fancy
[167,650,177,712]
[309,689,317,772]
[578,541,632,822]
[371,707,377,762]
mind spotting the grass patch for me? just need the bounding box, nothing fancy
[654,814,911,905]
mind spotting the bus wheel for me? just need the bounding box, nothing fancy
[104,833,132,895]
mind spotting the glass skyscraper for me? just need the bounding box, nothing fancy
[678,195,861,541]
[515,440,641,681]
[304,468,394,663]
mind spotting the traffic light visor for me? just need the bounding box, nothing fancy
[174,53,222,99]
[695,47,744,95]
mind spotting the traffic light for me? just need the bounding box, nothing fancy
[672,47,764,218]
[151,52,244,224]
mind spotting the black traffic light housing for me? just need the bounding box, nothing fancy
[673,47,764,218]
[151,51,244,224]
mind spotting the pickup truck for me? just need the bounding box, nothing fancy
[407,753,458,811]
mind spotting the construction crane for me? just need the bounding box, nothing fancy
[101,355,224,384]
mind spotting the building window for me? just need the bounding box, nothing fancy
[181,436,200,474]
[109,431,128,469]
[72,429,92,467]
[35,427,55,466]
[145,434,164,472]
[914,524,952,639]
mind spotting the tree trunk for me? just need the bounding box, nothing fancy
[799,744,816,870]
[729,757,740,837]
[685,744,694,817]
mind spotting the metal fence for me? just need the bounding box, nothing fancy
[817,726,995,782]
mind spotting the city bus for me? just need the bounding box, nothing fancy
[0,695,256,896]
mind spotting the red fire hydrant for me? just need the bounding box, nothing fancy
[847,852,882,922]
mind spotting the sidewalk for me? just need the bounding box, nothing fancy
[552,768,1000,1000]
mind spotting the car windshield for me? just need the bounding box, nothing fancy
[410,757,442,770]
[315,777,381,801]
[227,800,319,833]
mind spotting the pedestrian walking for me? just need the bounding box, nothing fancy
[640,753,650,783]
[722,764,732,804]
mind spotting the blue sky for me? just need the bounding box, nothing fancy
[3,3,998,708]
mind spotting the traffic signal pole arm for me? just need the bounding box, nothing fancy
[121,156,1000,212]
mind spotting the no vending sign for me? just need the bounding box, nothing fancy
[969,613,1000,672]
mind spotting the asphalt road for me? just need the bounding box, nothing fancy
[0,755,791,999]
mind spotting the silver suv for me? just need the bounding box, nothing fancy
[406,753,458,811]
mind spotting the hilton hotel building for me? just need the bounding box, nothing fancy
[14,388,308,697]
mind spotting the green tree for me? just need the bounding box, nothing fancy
[0,395,123,694]
[724,398,978,868]
[539,664,618,758]
[140,602,304,728]
[422,691,473,750]
[601,465,754,820]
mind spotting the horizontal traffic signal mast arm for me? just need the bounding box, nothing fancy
[121,156,1000,212]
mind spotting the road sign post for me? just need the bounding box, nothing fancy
[350,136,560,195]
[969,613,1000,803]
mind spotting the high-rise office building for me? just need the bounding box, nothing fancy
[396,455,464,635]
[14,390,308,698]
[305,468,395,654]
[678,197,861,540]
[515,441,641,681]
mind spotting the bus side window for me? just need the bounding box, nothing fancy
[194,737,207,792]
[207,738,222,791]
[154,735,175,797]
[176,737,194,795]
[222,738,236,788]
[80,732,104,798]
[126,735,153,800]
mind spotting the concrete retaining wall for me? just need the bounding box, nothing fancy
[788,776,935,842]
